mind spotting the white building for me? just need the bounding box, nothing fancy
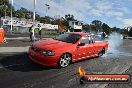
[69,21,82,32]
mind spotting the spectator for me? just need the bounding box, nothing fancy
[38,24,42,39]
[101,32,106,39]
[29,25,35,42]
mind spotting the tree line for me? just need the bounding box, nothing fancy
[0,0,131,36]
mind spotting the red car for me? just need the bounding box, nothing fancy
[28,32,109,67]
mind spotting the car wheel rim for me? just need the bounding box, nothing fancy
[60,54,71,67]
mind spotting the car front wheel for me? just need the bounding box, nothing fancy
[59,53,71,68]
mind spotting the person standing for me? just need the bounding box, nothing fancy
[29,25,33,41]
[101,32,106,39]
[38,24,42,39]
[29,25,35,42]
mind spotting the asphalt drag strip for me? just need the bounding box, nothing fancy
[0,40,131,88]
[0,52,131,88]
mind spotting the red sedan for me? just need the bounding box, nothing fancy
[28,32,109,67]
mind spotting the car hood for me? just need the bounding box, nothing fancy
[32,38,74,50]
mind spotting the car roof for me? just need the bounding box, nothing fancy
[68,32,92,37]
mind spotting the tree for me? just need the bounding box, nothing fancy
[111,26,121,33]
[128,27,132,37]
[40,16,52,24]
[35,13,40,21]
[0,0,15,17]
[102,23,111,35]
[82,24,90,32]
[25,11,33,19]
[91,20,102,32]
[0,0,9,5]
[65,14,75,21]
[15,7,28,18]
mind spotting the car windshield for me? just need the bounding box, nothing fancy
[54,33,81,44]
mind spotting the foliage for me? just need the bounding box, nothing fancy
[91,20,102,32]
[0,0,15,17]
[65,14,74,21]
[128,28,132,37]
[102,23,111,35]
[40,16,53,24]
[0,0,131,36]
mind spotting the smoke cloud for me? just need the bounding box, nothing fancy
[104,32,132,57]
[107,32,123,54]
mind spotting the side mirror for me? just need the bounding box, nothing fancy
[78,43,85,46]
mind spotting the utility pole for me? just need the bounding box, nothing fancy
[11,0,13,32]
[33,0,36,25]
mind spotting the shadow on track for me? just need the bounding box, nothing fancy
[0,52,59,72]
[0,52,101,73]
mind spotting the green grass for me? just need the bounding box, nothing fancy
[35,28,59,36]
[12,27,59,35]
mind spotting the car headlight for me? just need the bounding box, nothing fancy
[40,51,55,56]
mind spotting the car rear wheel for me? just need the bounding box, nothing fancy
[98,48,105,57]
[59,53,71,68]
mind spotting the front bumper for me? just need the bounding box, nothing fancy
[28,47,59,66]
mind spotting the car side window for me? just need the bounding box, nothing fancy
[80,36,93,44]
[80,36,90,44]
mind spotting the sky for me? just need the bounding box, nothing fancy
[9,0,132,28]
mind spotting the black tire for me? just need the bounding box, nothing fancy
[58,53,72,68]
[98,49,105,57]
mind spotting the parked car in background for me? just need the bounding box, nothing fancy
[28,32,109,67]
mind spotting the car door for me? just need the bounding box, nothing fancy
[74,36,91,60]
[86,36,96,57]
